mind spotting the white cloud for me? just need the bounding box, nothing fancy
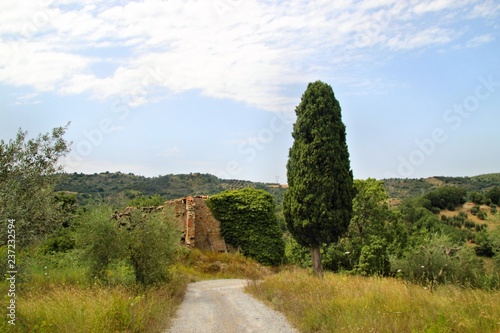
[0,0,498,111]
[387,27,457,50]
[466,34,495,48]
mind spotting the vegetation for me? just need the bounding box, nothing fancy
[248,269,500,333]
[0,125,71,246]
[2,125,500,331]
[284,80,354,276]
[207,188,285,266]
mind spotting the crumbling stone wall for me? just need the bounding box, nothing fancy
[113,195,228,252]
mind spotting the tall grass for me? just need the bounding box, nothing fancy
[247,268,500,333]
[0,270,187,333]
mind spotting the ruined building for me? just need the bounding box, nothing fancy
[113,195,229,252]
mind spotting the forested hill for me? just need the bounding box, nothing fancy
[55,172,286,205]
[383,173,500,199]
[56,171,500,205]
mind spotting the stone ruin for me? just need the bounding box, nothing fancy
[112,195,229,252]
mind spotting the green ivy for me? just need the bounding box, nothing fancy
[206,188,285,265]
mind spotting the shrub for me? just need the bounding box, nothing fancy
[468,191,486,205]
[77,206,179,285]
[207,188,285,266]
[120,210,179,285]
[78,206,122,281]
[390,234,485,288]
[424,186,467,211]
[486,186,500,205]
[356,236,390,276]
[477,211,487,220]
[471,205,480,216]
[464,220,476,229]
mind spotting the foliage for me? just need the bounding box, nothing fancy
[347,179,407,276]
[126,194,166,207]
[77,206,123,280]
[206,188,285,266]
[469,191,486,204]
[121,210,179,285]
[423,186,467,211]
[487,186,500,205]
[0,125,71,246]
[283,80,354,275]
[390,234,488,288]
[78,206,179,285]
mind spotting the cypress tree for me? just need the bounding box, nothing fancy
[283,80,354,276]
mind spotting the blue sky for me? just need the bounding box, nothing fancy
[1,0,499,183]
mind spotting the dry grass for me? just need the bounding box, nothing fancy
[172,248,272,281]
[441,202,499,230]
[247,268,500,333]
[0,276,187,333]
[0,248,267,332]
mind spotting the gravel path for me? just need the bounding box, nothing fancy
[165,279,298,333]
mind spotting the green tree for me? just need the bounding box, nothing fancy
[468,191,485,205]
[283,81,354,276]
[486,186,500,206]
[348,179,407,275]
[0,125,71,246]
[207,188,285,265]
[79,206,179,285]
[122,209,179,285]
[424,186,467,211]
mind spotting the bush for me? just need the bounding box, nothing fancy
[356,236,390,276]
[477,211,487,220]
[78,206,122,280]
[424,186,467,211]
[207,188,285,266]
[464,220,476,229]
[486,186,500,205]
[390,234,485,288]
[468,191,486,205]
[471,205,480,216]
[120,210,179,285]
[78,206,179,285]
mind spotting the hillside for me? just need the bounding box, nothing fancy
[55,171,500,206]
[383,173,500,199]
[55,172,287,206]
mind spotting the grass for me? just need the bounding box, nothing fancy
[0,263,187,333]
[0,247,267,332]
[247,268,500,333]
[172,247,271,281]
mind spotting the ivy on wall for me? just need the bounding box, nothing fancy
[206,188,285,265]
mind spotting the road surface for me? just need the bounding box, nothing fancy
[165,279,298,333]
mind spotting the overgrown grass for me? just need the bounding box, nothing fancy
[247,268,500,333]
[0,278,186,333]
[0,247,267,332]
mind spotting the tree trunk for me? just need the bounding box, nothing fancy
[311,244,324,277]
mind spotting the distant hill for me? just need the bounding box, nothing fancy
[55,172,287,206]
[383,173,500,200]
[56,171,500,206]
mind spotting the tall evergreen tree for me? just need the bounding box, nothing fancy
[283,81,354,276]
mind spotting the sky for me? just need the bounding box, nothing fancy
[1,0,499,183]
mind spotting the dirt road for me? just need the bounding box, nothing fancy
[165,279,298,333]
